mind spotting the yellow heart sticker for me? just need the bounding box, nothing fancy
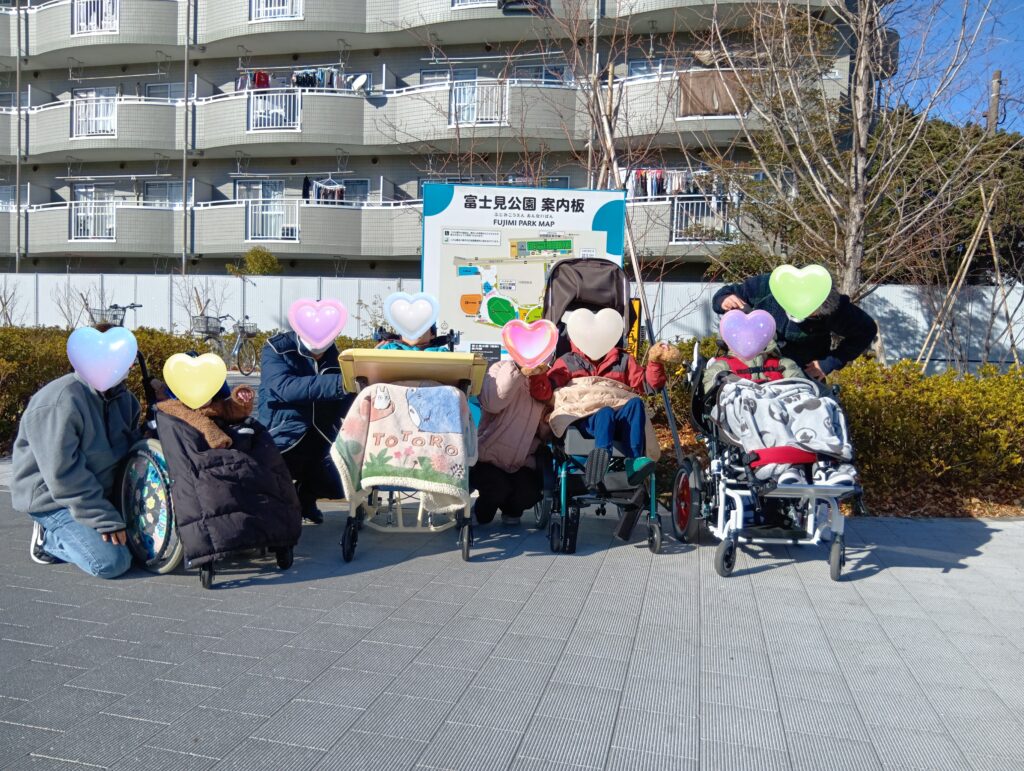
[163,353,228,409]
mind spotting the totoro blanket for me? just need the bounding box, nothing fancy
[331,382,478,514]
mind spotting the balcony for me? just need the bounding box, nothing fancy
[617,72,746,146]
[247,90,302,131]
[193,200,422,258]
[449,80,508,126]
[249,0,304,21]
[26,97,183,160]
[72,0,119,35]
[27,201,185,256]
[627,195,735,260]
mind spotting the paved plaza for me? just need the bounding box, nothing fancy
[1,491,1023,770]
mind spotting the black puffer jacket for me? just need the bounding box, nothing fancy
[156,411,301,567]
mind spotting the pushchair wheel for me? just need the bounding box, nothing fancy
[275,547,294,570]
[563,507,580,554]
[671,460,701,544]
[533,496,552,530]
[459,524,472,562]
[829,536,845,582]
[548,521,562,553]
[647,519,662,554]
[340,518,358,563]
[199,563,215,589]
[714,538,736,577]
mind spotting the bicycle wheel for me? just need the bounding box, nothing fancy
[202,336,226,363]
[236,339,258,376]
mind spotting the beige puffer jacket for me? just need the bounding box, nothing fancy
[476,360,547,473]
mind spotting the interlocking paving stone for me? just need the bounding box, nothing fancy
[517,714,615,768]
[350,692,455,741]
[109,746,218,771]
[212,737,325,771]
[415,722,523,771]
[2,684,121,731]
[246,645,342,681]
[0,660,87,701]
[473,657,556,696]
[446,686,543,733]
[250,700,363,751]
[334,641,423,676]
[0,722,62,768]
[103,677,210,724]
[200,673,307,717]
[146,706,266,759]
[550,652,629,691]
[534,680,621,725]
[313,729,427,771]
[297,667,394,709]
[610,708,700,759]
[605,746,698,771]
[414,635,495,671]
[28,711,161,768]
[868,725,973,770]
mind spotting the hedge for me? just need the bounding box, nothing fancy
[1,327,1021,517]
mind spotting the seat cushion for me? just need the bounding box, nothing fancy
[562,427,628,458]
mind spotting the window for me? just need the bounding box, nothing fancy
[144,181,183,207]
[417,175,569,197]
[234,179,285,200]
[512,64,569,84]
[250,0,303,21]
[421,68,477,85]
[146,82,186,101]
[0,92,29,109]
[627,58,693,77]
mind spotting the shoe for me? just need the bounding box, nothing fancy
[827,464,858,486]
[625,456,656,487]
[777,468,805,486]
[584,448,609,490]
[812,463,832,484]
[500,513,522,526]
[29,522,62,565]
[302,507,325,525]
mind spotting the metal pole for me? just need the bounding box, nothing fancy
[181,0,190,275]
[585,0,600,188]
[15,0,22,273]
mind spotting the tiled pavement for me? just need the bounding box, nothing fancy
[1,492,1023,771]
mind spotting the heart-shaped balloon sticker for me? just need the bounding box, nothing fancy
[502,319,558,369]
[67,327,138,392]
[768,264,832,321]
[163,353,228,409]
[384,292,439,340]
[564,308,624,360]
[719,309,777,360]
[288,298,348,350]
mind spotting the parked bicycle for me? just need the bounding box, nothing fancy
[191,313,259,376]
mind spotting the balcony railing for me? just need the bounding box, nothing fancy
[246,200,300,241]
[72,0,118,34]
[247,89,301,131]
[71,97,117,137]
[70,201,116,240]
[451,0,498,7]
[449,80,508,126]
[671,195,733,242]
[249,0,303,21]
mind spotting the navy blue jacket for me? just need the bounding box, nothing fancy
[711,273,877,374]
[256,331,352,453]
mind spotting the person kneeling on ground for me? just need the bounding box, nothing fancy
[471,358,554,526]
[12,368,140,578]
[258,328,353,524]
[529,340,676,489]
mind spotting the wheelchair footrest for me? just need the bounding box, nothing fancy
[759,483,861,500]
[736,525,813,541]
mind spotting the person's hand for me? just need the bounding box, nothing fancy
[647,342,681,365]
[720,295,747,312]
[804,362,827,382]
[102,529,128,546]
[521,363,550,377]
[151,378,171,401]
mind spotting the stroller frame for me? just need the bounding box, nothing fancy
[681,341,858,581]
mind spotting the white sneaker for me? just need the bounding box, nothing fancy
[777,468,804,485]
[29,522,62,565]
[828,464,858,486]
[813,463,832,484]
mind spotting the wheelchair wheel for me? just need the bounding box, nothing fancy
[199,563,215,589]
[648,518,663,554]
[671,460,701,544]
[548,520,562,553]
[340,518,358,563]
[120,439,183,575]
[563,507,580,554]
[459,524,472,562]
[533,495,552,530]
[714,538,737,577]
[275,547,294,570]
[829,536,845,582]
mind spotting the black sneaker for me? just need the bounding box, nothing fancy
[584,448,609,491]
[29,522,62,565]
[303,507,325,525]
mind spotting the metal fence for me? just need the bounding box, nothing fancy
[245,200,300,242]
[71,97,117,137]
[72,0,119,34]
[247,90,301,131]
[249,0,303,20]
[0,273,1020,371]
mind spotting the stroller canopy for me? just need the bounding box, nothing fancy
[543,258,635,356]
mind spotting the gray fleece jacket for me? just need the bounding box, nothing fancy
[11,373,141,532]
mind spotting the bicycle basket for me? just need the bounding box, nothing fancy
[233,321,258,338]
[88,307,126,327]
[191,315,222,335]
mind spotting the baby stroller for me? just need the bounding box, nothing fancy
[678,342,861,581]
[117,344,300,589]
[536,259,667,555]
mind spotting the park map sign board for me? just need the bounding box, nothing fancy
[421,183,626,355]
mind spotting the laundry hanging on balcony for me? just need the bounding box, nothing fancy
[311,179,346,204]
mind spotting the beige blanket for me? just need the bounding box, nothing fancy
[548,377,661,460]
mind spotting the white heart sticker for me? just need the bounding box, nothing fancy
[384,292,439,340]
[565,308,625,360]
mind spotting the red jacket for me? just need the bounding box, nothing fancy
[529,344,666,401]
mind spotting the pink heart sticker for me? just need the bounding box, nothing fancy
[502,319,558,369]
[719,309,777,360]
[288,298,349,350]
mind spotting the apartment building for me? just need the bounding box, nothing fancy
[0,0,842,277]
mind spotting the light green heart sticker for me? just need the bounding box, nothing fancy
[769,265,833,320]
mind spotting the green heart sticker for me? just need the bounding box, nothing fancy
[769,265,833,320]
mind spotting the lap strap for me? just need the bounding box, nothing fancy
[747,446,818,468]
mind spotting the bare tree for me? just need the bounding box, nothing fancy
[687,0,1019,299]
[0,277,24,326]
[50,281,91,329]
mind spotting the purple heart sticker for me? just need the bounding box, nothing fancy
[66,327,138,392]
[288,298,349,349]
[719,309,776,360]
